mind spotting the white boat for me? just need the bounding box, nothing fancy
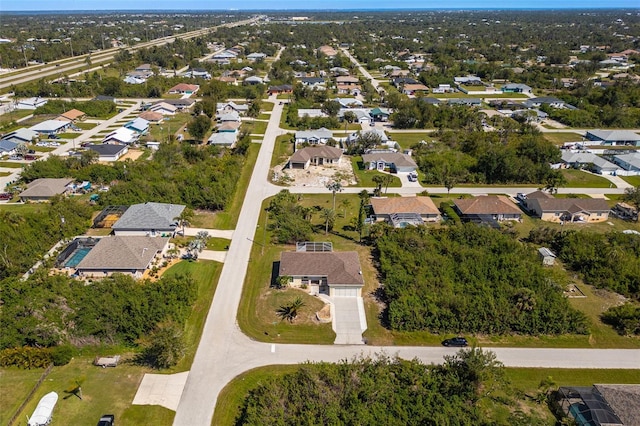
[28,391,58,426]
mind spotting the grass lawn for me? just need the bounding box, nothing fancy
[246,120,267,135]
[621,175,640,187]
[210,142,259,230]
[0,171,10,176]
[260,102,274,112]
[0,161,23,168]
[560,169,614,188]
[543,132,584,145]
[270,134,293,168]
[350,156,402,188]
[0,203,47,213]
[146,113,193,142]
[30,145,56,152]
[75,122,98,130]
[0,367,46,426]
[387,132,433,150]
[0,109,32,129]
[257,113,271,120]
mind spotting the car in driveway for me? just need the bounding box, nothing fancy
[442,337,468,347]
[97,414,114,426]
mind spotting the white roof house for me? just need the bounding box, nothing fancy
[294,127,333,144]
[17,97,47,110]
[586,130,640,147]
[29,119,70,135]
[125,117,150,134]
[561,151,620,175]
[103,128,138,145]
[150,102,178,115]
[207,132,237,147]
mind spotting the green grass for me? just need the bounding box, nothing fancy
[146,113,193,142]
[0,171,10,176]
[270,134,293,168]
[121,405,175,425]
[205,238,231,250]
[246,120,267,135]
[0,161,23,168]
[350,157,402,188]
[435,93,527,99]
[56,132,82,139]
[212,365,298,426]
[211,142,259,229]
[163,260,222,372]
[621,175,640,187]
[260,102,274,112]
[257,113,271,120]
[75,122,98,130]
[542,132,584,145]
[387,132,433,150]
[0,109,33,130]
[560,169,615,188]
[0,203,47,213]
[0,367,46,426]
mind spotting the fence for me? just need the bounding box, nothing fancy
[8,363,54,426]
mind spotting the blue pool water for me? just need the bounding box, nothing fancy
[64,247,91,268]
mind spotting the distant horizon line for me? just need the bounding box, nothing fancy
[3,7,639,13]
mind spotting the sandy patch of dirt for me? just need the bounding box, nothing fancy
[271,157,357,187]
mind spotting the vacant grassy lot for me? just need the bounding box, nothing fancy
[270,134,293,168]
[543,132,584,145]
[146,113,193,142]
[0,161,23,168]
[246,120,267,135]
[560,169,614,188]
[387,131,433,149]
[621,175,640,187]
[350,157,402,188]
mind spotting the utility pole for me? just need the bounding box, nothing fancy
[69,39,74,57]
[21,45,28,68]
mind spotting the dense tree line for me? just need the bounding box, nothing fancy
[236,350,547,425]
[376,225,588,335]
[0,270,196,350]
[415,130,562,186]
[390,100,484,130]
[32,99,116,118]
[20,142,245,211]
[266,190,314,244]
[0,197,93,279]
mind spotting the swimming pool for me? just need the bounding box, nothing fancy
[64,247,92,268]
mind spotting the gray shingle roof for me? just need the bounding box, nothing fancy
[290,145,342,164]
[87,144,127,156]
[76,236,169,270]
[112,202,185,232]
[20,178,73,198]
[362,152,417,168]
[587,129,640,142]
[279,251,364,286]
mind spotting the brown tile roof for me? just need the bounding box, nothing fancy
[59,109,86,121]
[20,178,73,198]
[403,83,429,91]
[77,236,169,270]
[454,195,522,215]
[279,251,364,286]
[139,111,164,122]
[168,83,199,93]
[290,145,342,164]
[526,190,554,199]
[217,122,241,131]
[371,196,439,215]
[336,76,359,84]
[529,197,610,214]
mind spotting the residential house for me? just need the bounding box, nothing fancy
[57,109,86,122]
[243,76,263,85]
[501,83,533,93]
[85,143,129,162]
[123,75,147,85]
[361,152,417,173]
[112,202,185,236]
[217,121,241,133]
[75,236,169,279]
[389,69,411,78]
[216,101,249,115]
[183,68,211,79]
[268,84,293,95]
[207,132,237,147]
[419,97,442,105]
[294,127,333,145]
[453,195,523,223]
[29,119,70,136]
[613,153,640,175]
[585,130,640,147]
[330,67,350,76]
[557,384,640,426]
[392,77,419,88]
[370,196,441,226]
[167,83,199,95]
[370,107,391,122]
[560,151,620,175]
[358,128,389,143]
[279,251,364,297]
[401,83,429,95]
[150,102,178,116]
[336,84,361,96]
[124,117,149,135]
[288,145,343,169]
[523,191,610,223]
[299,77,326,88]
[298,109,327,119]
[454,75,483,85]
[138,110,164,124]
[16,97,47,110]
[523,97,570,109]
[216,111,241,123]
[160,99,195,112]
[19,178,74,202]
[216,76,238,85]
[333,98,363,108]
[1,128,39,144]
[339,109,371,125]
[102,128,138,145]
[246,52,267,61]
[448,98,482,107]
[0,139,20,156]
[336,76,359,86]
[431,84,453,94]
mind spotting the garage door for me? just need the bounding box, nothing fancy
[332,287,359,297]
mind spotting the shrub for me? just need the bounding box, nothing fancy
[0,346,53,369]
[51,345,74,366]
[439,202,460,224]
[602,304,640,336]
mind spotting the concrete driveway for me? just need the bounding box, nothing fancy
[132,371,189,411]
[331,297,367,345]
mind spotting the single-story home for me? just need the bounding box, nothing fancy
[279,251,364,297]
[16,97,47,110]
[336,84,361,96]
[150,102,178,116]
[333,98,363,108]
[336,76,359,86]
[361,152,417,173]
[19,178,74,202]
[217,121,241,133]
[86,143,129,162]
[556,384,640,426]
[138,110,164,124]
[523,191,610,223]
[58,109,86,122]
[216,111,241,122]
[454,75,483,85]
[448,98,482,107]
[112,201,185,236]
[431,84,453,94]
[560,151,620,175]
[288,145,343,169]
[401,83,430,95]
[1,128,39,144]
[207,132,237,147]
[339,109,372,125]
[75,236,170,279]
[268,85,293,95]
[370,196,441,226]
[585,130,640,147]
[370,107,391,121]
[0,139,20,155]
[29,119,71,135]
[247,52,267,61]
[294,127,333,144]
[160,98,195,112]
[453,195,523,223]
[501,83,533,93]
[392,77,420,87]
[124,117,149,135]
[243,76,263,85]
[299,77,326,87]
[523,96,569,109]
[613,153,640,174]
[103,128,138,145]
[216,101,249,115]
[167,83,199,95]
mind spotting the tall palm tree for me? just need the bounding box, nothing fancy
[340,198,351,218]
[326,181,343,211]
[320,208,336,235]
[174,208,194,236]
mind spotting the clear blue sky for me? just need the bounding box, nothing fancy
[3,0,639,11]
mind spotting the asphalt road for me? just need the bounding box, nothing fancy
[172,95,640,426]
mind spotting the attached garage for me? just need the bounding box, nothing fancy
[331,286,361,297]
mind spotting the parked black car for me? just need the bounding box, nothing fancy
[97,414,115,426]
[442,337,468,347]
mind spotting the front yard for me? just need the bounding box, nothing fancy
[560,169,614,188]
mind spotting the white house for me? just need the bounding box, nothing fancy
[17,97,47,110]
